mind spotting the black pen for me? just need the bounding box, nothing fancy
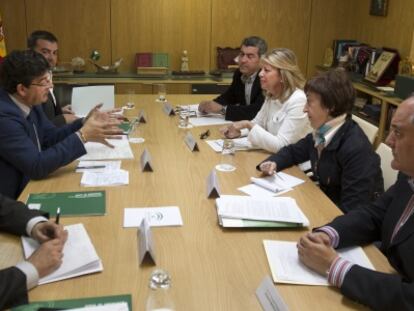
[55,207,61,225]
[76,165,106,169]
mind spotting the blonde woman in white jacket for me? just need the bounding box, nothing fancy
[221,48,311,153]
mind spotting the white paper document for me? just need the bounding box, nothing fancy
[79,136,134,161]
[250,172,305,193]
[66,302,129,311]
[238,184,293,197]
[76,160,122,173]
[81,169,129,187]
[21,223,103,285]
[263,240,375,286]
[216,195,309,226]
[123,206,183,227]
[71,85,115,117]
[205,137,260,152]
[178,104,232,127]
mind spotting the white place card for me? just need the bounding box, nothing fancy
[184,132,199,152]
[162,102,175,116]
[206,169,220,198]
[138,218,156,265]
[124,207,183,227]
[140,148,153,172]
[138,109,147,123]
[256,275,289,311]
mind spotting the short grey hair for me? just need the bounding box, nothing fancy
[241,36,267,56]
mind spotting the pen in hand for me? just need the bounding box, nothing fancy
[55,207,61,225]
[76,165,106,169]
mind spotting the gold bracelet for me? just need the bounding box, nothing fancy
[78,129,87,143]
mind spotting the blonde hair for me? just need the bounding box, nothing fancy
[261,48,305,102]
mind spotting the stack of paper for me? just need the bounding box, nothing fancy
[263,240,375,286]
[76,160,122,173]
[81,169,129,187]
[239,172,305,197]
[178,104,232,127]
[205,137,259,152]
[22,223,103,285]
[215,195,309,228]
[79,136,134,161]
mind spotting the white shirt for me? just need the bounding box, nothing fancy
[247,89,311,153]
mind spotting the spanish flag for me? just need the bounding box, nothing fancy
[0,12,6,63]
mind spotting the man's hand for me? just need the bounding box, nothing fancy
[61,105,74,114]
[31,221,68,243]
[259,161,277,175]
[28,238,65,278]
[198,101,223,114]
[297,232,338,275]
[81,107,123,148]
[63,113,79,124]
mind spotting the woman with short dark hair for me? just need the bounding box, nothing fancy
[258,68,384,213]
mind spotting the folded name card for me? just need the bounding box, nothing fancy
[138,218,156,265]
[184,132,199,152]
[138,109,147,123]
[140,148,153,172]
[256,275,289,311]
[162,102,175,116]
[206,169,220,198]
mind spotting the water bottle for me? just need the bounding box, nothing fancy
[146,269,175,311]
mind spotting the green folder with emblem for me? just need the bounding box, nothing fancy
[12,294,131,310]
[26,190,106,217]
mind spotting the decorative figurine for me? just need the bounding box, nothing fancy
[181,50,189,72]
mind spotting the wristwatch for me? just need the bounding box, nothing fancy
[220,106,227,115]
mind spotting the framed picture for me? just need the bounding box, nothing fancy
[370,0,388,16]
[365,51,396,83]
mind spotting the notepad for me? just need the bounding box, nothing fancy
[79,136,134,161]
[216,195,309,227]
[263,240,375,286]
[26,191,106,216]
[249,172,305,194]
[21,223,103,285]
[11,294,132,311]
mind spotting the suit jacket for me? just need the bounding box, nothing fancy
[41,91,66,127]
[259,119,384,213]
[0,194,46,310]
[327,173,414,310]
[214,69,264,121]
[0,89,86,199]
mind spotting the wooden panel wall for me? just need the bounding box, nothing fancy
[0,0,27,51]
[0,0,413,78]
[211,0,311,75]
[111,0,211,72]
[24,0,112,70]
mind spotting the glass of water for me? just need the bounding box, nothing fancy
[215,139,236,172]
[156,84,166,102]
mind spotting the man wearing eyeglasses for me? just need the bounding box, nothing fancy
[28,30,77,127]
[0,50,123,199]
[198,36,267,121]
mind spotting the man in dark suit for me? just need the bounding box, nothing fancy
[28,30,78,126]
[198,36,267,121]
[0,194,67,309]
[297,96,414,310]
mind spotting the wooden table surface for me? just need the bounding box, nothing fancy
[0,94,394,311]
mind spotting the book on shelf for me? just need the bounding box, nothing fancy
[26,190,106,217]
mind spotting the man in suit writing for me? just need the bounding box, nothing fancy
[297,96,414,310]
[0,194,67,309]
[198,36,267,121]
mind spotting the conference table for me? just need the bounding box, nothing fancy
[0,94,394,310]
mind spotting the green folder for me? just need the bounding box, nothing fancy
[26,191,106,217]
[12,294,131,310]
